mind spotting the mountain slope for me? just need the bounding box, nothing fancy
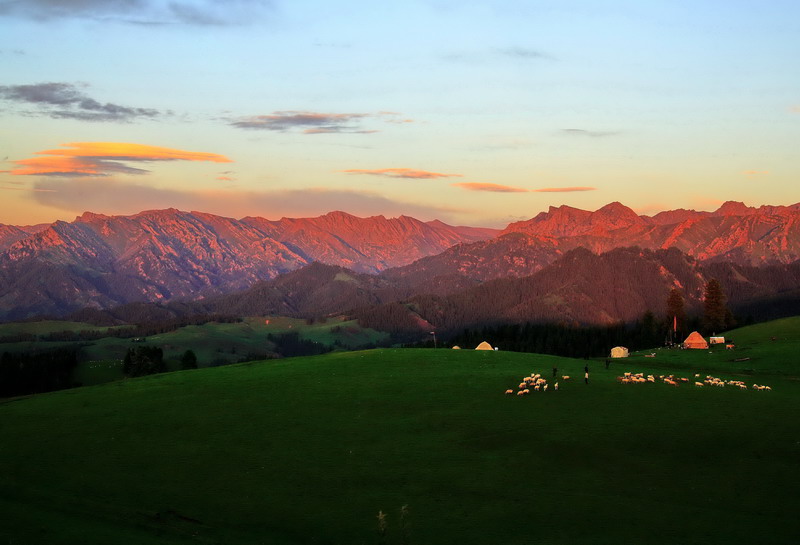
[0,209,497,320]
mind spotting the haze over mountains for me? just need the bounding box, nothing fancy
[1,201,799,325]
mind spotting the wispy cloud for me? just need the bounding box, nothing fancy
[790,105,800,113]
[0,82,161,122]
[230,111,413,134]
[742,170,769,177]
[452,183,595,193]
[29,179,464,223]
[532,186,596,192]
[0,0,273,25]
[446,46,553,64]
[5,142,232,177]
[341,168,462,179]
[561,129,618,138]
[230,111,368,133]
[497,47,552,60]
[1,185,56,192]
[452,182,528,193]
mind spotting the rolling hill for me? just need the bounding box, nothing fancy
[2,319,799,544]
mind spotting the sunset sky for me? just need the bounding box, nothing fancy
[1,0,798,227]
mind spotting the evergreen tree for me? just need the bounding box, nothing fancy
[702,278,729,334]
[123,346,165,377]
[666,288,686,340]
[180,349,198,370]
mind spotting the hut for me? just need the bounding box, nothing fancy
[610,346,629,358]
[683,331,709,349]
[475,341,494,351]
[709,336,725,345]
[452,345,461,350]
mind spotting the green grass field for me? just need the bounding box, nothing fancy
[2,318,799,544]
[1,317,390,387]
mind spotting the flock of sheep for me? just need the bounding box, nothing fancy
[505,370,771,395]
[505,373,571,395]
[617,371,771,391]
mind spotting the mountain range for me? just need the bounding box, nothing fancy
[2,201,799,326]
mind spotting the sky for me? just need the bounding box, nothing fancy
[1,0,798,228]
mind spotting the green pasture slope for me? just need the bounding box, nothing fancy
[1,322,799,544]
[0,317,389,386]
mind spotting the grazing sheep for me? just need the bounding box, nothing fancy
[543,384,549,392]
[517,390,525,396]
[554,382,559,391]
[562,375,570,380]
[694,382,704,387]
[505,389,514,395]
[523,389,530,394]
[534,385,540,392]
[519,383,527,389]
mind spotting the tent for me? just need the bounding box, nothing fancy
[475,341,494,351]
[610,346,629,358]
[709,336,725,345]
[452,346,461,350]
[683,331,709,349]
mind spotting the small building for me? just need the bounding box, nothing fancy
[709,336,725,345]
[452,345,461,350]
[683,331,709,350]
[475,341,494,351]
[610,346,629,358]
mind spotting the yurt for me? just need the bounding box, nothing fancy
[475,341,494,351]
[683,331,709,349]
[610,346,629,358]
[452,346,461,350]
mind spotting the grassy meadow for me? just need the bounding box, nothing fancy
[0,317,389,386]
[2,318,799,544]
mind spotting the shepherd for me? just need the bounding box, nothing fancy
[584,364,589,384]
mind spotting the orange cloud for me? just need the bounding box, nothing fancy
[216,176,235,181]
[790,106,800,113]
[452,182,528,193]
[1,185,56,192]
[532,186,596,192]
[8,142,232,177]
[742,170,769,177]
[341,168,462,179]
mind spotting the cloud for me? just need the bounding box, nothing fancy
[230,111,413,134]
[1,185,56,192]
[446,46,553,64]
[742,170,769,177]
[450,183,595,193]
[497,47,552,60]
[0,82,161,122]
[29,178,465,223]
[7,142,232,177]
[561,129,618,138]
[790,106,800,113]
[532,186,596,192]
[0,0,273,25]
[341,168,462,180]
[452,182,528,193]
[216,176,235,181]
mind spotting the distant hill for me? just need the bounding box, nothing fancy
[2,201,800,321]
[0,209,497,320]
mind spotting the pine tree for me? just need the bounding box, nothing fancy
[180,349,198,370]
[703,278,728,334]
[666,288,686,340]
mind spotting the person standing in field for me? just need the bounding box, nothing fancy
[584,364,589,384]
